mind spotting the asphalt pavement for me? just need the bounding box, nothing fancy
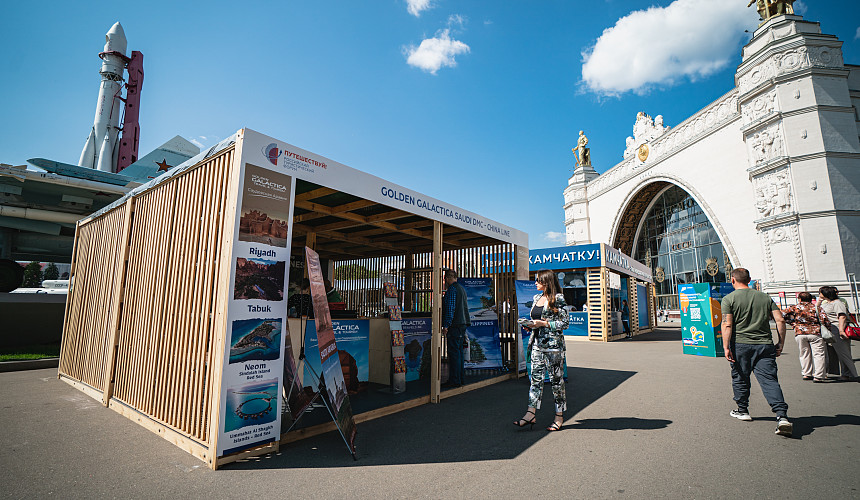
[1,327,858,499]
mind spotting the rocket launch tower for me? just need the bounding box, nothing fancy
[78,22,143,173]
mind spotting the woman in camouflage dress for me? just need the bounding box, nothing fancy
[514,269,570,431]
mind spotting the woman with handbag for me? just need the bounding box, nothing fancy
[818,286,858,381]
[783,292,827,382]
[513,269,569,432]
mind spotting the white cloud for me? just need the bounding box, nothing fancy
[855,26,860,40]
[544,231,567,243]
[404,29,470,74]
[581,0,757,96]
[406,0,433,17]
[793,1,808,15]
[189,137,204,148]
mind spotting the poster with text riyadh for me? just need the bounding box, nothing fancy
[216,161,295,458]
[306,247,357,454]
[459,278,503,369]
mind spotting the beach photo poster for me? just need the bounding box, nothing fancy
[223,378,279,434]
[229,318,282,364]
[460,277,498,320]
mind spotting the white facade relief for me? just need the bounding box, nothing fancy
[761,223,805,282]
[741,89,778,126]
[747,122,785,166]
[753,168,794,219]
[738,45,845,94]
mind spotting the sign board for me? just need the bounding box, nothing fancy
[216,155,296,457]
[678,283,733,357]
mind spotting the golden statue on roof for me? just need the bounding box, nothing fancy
[747,0,795,22]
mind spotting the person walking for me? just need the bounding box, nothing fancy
[442,270,470,388]
[817,286,858,381]
[513,269,569,432]
[782,292,826,382]
[622,299,631,338]
[721,268,792,437]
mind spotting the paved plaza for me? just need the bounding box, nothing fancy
[2,327,858,499]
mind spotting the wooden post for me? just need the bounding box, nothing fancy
[404,251,413,312]
[430,221,442,403]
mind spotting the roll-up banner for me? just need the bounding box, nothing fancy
[306,247,357,454]
[459,277,503,369]
[216,159,295,458]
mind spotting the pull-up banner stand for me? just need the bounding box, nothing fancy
[305,247,358,458]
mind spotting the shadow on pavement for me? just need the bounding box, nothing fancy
[784,413,860,439]
[227,366,636,470]
[628,328,681,342]
[566,417,672,431]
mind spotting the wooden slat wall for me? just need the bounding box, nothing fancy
[59,202,131,391]
[587,268,607,341]
[112,150,233,444]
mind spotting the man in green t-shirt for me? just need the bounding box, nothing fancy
[721,268,792,437]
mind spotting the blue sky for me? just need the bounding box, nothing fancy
[1,1,858,249]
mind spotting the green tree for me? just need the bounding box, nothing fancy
[469,336,487,362]
[22,261,43,287]
[334,264,379,280]
[43,262,60,281]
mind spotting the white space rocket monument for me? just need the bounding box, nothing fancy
[78,22,143,173]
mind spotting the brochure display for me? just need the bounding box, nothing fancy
[459,278,503,369]
[382,274,406,393]
[679,283,733,357]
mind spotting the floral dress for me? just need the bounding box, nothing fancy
[527,293,569,412]
[782,302,820,336]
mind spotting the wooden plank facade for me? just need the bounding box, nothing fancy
[58,131,526,469]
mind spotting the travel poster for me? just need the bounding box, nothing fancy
[515,280,568,379]
[679,283,732,357]
[238,163,292,247]
[566,312,589,336]
[306,247,357,453]
[303,319,370,394]
[514,280,539,372]
[216,160,294,458]
[459,277,503,369]
[637,284,650,329]
[402,318,432,382]
[229,318,282,364]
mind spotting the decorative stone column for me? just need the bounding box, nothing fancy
[736,14,860,293]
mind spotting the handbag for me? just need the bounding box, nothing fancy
[820,321,836,344]
[846,316,860,341]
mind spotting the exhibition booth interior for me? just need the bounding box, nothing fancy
[528,244,656,341]
[57,128,528,468]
